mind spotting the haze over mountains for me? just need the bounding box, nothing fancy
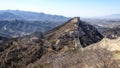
[1,10,120,21]
[0,10,69,38]
[0,10,69,21]
[100,14,120,20]
[0,10,120,39]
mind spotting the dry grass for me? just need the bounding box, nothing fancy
[112,51,120,60]
[29,47,119,68]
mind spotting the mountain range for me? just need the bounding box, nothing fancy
[0,10,69,21]
[0,10,120,39]
[0,10,69,38]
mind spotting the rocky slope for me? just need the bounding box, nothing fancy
[45,17,103,50]
[0,32,46,68]
[0,17,104,68]
[29,37,120,68]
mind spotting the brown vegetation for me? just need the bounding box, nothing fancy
[28,47,119,68]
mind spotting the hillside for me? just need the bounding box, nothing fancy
[44,17,103,50]
[0,17,104,68]
[0,0,120,68]
[28,37,120,68]
[0,20,57,38]
[0,17,120,68]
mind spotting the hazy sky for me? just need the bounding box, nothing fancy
[0,0,120,17]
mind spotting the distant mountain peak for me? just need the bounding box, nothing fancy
[70,17,80,23]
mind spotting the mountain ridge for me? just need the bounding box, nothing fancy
[0,10,69,21]
[2,17,120,68]
[44,17,103,50]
